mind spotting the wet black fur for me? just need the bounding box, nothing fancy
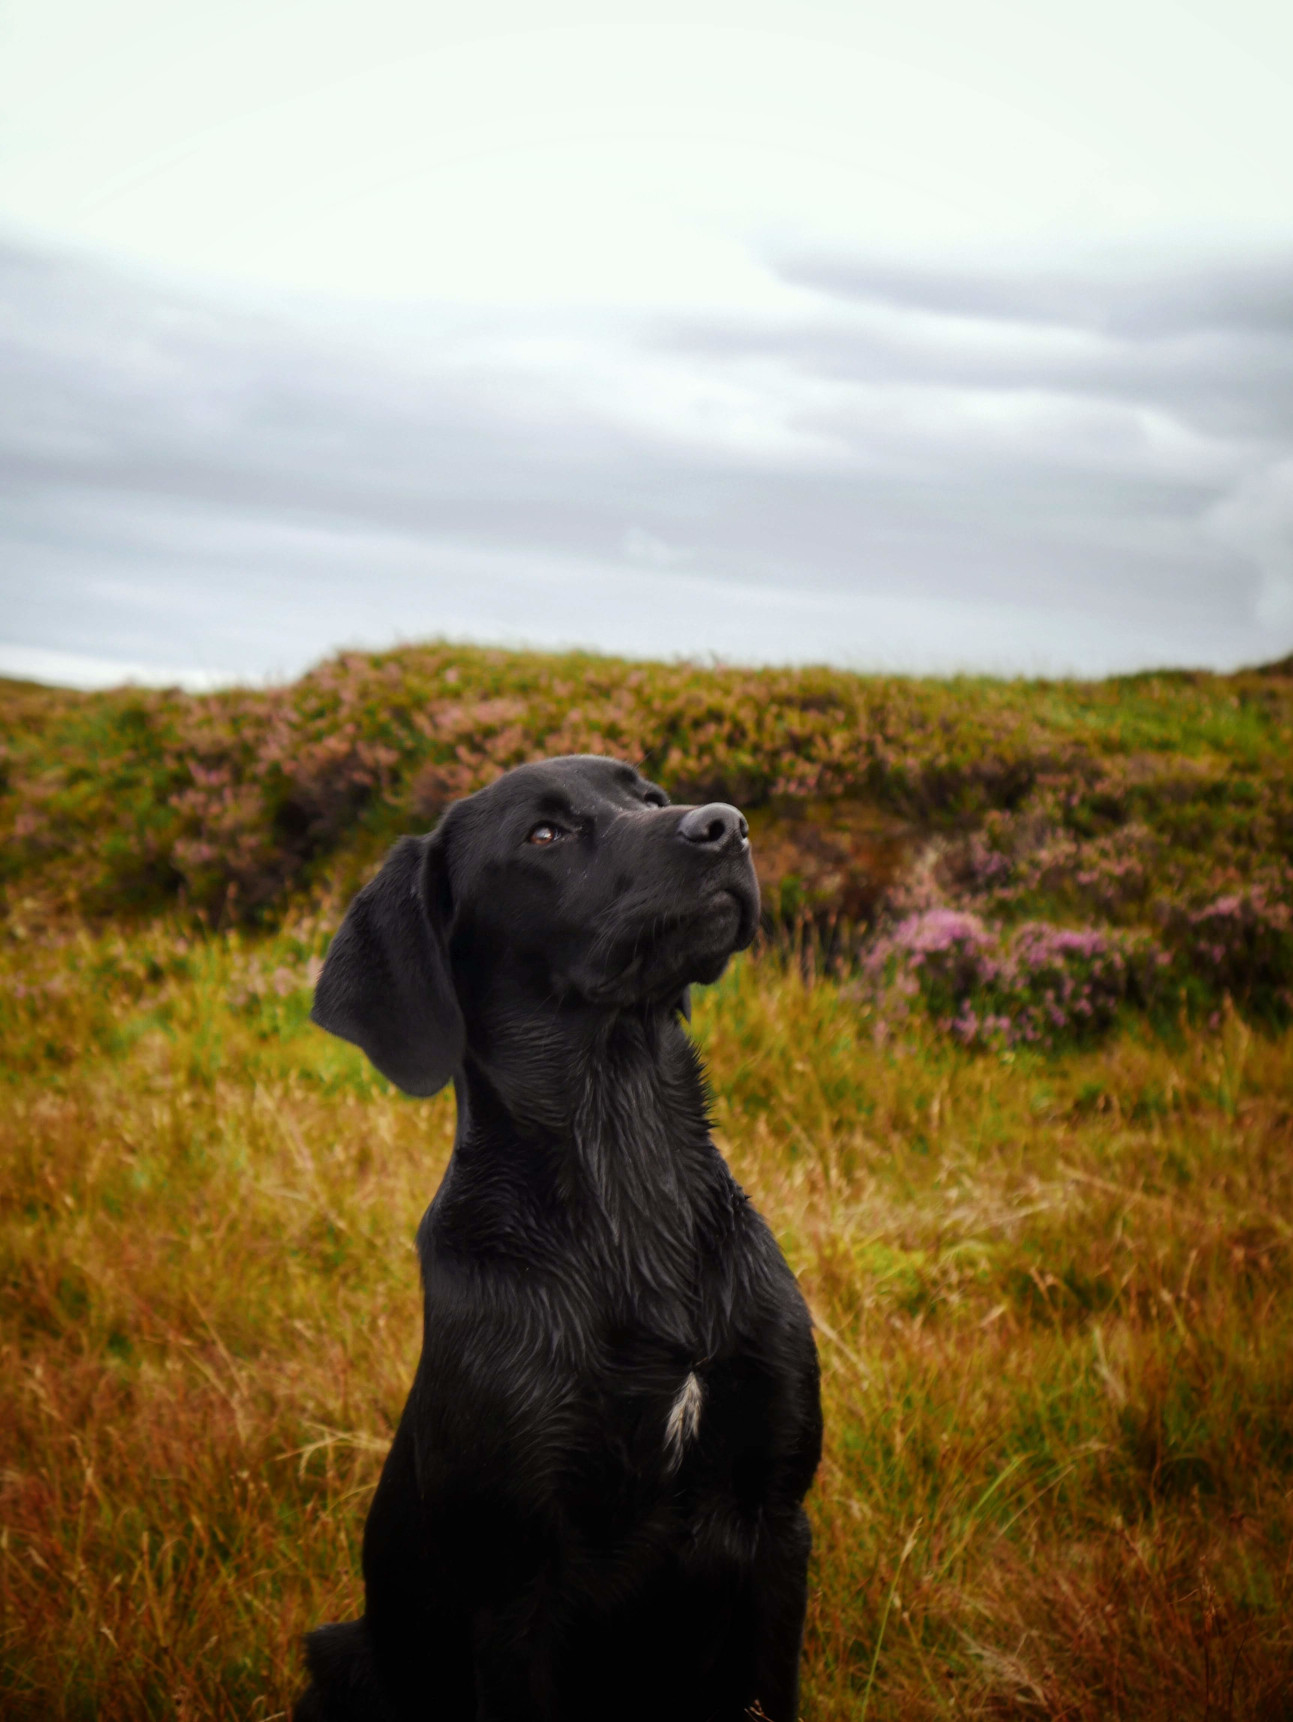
[295,756,822,1722]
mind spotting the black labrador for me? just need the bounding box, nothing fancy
[296,754,822,1722]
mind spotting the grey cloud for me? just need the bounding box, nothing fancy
[672,295,1293,447]
[775,248,1293,339]
[0,233,1288,685]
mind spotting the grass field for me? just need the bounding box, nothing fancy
[2,646,1292,1718]
[3,911,1291,1719]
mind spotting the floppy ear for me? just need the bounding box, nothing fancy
[311,832,464,1097]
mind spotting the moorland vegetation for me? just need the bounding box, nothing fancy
[2,645,1291,1718]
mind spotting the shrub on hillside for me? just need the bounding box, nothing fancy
[922,816,1159,922]
[862,909,1170,1050]
[1163,883,1293,1023]
[0,647,1077,918]
[1,646,1290,1030]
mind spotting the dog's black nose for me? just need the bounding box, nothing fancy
[677,803,749,852]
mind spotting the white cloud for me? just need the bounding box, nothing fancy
[1207,457,1293,631]
[2,0,1293,305]
[0,642,231,691]
[622,528,694,570]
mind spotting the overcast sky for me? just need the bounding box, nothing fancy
[2,0,1292,686]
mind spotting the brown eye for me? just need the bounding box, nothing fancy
[527,824,559,846]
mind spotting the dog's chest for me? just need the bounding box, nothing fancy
[567,1187,780,1468]
[582,1275,781,1482]
[553,1331,784,1555]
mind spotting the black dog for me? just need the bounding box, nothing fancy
[297,755,821,1722]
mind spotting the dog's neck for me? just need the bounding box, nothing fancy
[450,1003,721,1294]
[461,999,709,1161]
[568,1009,712,1236]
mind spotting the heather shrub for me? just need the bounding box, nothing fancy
[862,909,1169,1049]
[3,648,1066,918]
[1164,883,1293,1022]
[924,814,1160,923]
[1,645,1291,1028]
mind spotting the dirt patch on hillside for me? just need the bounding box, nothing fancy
[747,799,927,928]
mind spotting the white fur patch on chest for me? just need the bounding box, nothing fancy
[664,1371,704,1468]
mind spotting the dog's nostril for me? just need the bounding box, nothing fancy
[678,803,748,850]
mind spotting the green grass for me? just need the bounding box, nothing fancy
[3,909,1292,1718]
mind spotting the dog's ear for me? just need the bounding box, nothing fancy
[311,831,464,1097]
[677,986,692,1021]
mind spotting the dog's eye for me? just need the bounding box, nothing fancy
[527,824,561,846]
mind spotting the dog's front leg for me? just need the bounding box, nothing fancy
[360,1413,477,1720]
[469,1578,561,1722]
[747,1506,812,1722]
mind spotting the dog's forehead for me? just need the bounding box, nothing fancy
[481,754,648,810]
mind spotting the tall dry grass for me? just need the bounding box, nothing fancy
[3,914,1290,1719]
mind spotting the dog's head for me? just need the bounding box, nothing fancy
[311,755,760,1096]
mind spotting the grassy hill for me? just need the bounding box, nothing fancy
[2,646,1292,1718]
[4,644,1291,1020]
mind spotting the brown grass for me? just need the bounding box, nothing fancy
[2,913,1292,1719]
